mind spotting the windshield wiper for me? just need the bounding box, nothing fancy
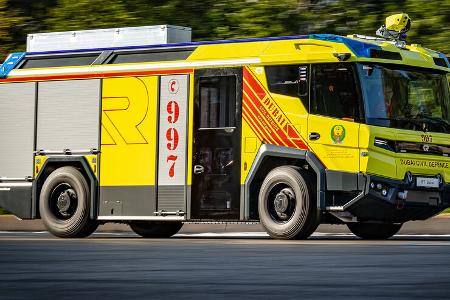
[414,113,450,131]
[415,113,450,133]
[370,117,422,129]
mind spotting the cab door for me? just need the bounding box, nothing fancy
[307,63,362,174]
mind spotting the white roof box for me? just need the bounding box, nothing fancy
[26,25,192,53]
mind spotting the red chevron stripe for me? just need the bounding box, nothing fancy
[243,68,267,98]
[243,92,287,146]
[243,83,297,148]
[242,101,279,145]
[243,67,309,150]
[242,110,266,142]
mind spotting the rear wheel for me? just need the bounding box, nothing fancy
[39,166,98,238]
[258,166,320,240]
[129,221,183,238]
[347,222,402,240]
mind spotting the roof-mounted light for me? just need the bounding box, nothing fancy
[0,52,26,78]
[376,13,411,48]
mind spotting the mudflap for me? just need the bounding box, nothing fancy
[0,183,33,219]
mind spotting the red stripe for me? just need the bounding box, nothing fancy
[242,100,279,145]
[291,134,308,149]
[243,103,277,145]
[0,68,194,83]
[242,102,279,145]
[242,110,266,142]
[243,83,297,148]
[243,68,267,98]
[243,85,290,147]
[243,67,309,150]
[242,94,286,146]
[243,96,285,146]
[242,108,265,141]
[243,79,295,147]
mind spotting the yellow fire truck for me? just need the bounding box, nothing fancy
[0,15,449,239]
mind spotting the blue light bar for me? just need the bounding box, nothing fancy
[310,34,381,57]
[437,53,450,68]
[0,52,26,78]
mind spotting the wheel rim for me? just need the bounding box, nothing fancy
[267,183,296,223]
[49,183,78,220]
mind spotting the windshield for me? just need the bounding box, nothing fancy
[357,63,450,133]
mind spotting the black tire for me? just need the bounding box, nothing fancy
[258,166,320,240]
[347,222,402,240]
[39,166,98,238]
[129,221,183,238]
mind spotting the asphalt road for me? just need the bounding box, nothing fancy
[2,214,450,234]
[1,231,450,300]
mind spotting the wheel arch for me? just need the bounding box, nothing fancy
[244,144,326,220]
[33,156,98,219]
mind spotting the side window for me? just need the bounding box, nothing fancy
[311,63,361,121]
[19,54,99,69]
[199,76,236,128]
[265,65,309,109]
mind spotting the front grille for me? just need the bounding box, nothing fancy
[374,137,450,157]
[396,141,450,156]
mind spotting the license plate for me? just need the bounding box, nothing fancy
[416,177,439,188]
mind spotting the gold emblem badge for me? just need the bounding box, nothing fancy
[331,125,346,144]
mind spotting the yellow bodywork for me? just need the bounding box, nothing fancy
[100,76,158,186]
[241,116,262,184]
[21,33,449,188]
[85,155,99,178]
[34,155,98,178]
[34,156,48,177]
[186,74,195,186]
[359,126,450,180]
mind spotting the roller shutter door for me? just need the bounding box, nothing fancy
[0,83,36,179]
[37,79,100,151]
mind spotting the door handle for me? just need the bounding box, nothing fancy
[193,165,205,174]
[309,132,321,141]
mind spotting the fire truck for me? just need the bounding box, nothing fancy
[0,14,449,239]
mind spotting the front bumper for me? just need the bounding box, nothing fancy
[347,174,450,223]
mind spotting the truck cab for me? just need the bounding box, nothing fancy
[300,60,450,224]
[249,31,450,239]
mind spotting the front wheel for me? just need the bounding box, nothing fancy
[129,221,183,238]
[39,166,98,238]
[347,222,402,240]
[258,166,320,240]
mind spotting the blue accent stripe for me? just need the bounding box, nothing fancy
[310,34,381,57]
[437,53,450,68]
[0,52,26,78]
[26,35,309,56]
[4,33,394,69]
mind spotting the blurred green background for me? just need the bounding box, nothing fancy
[1,0,450,61]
